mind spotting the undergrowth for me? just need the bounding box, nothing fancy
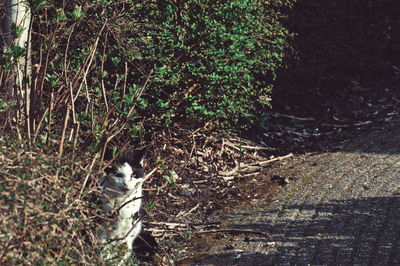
[0,0,296,264]
[0,135,103,264]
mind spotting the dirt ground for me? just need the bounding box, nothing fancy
[176,125,400,265]
[137,81,400,264]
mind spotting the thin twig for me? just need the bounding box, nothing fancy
[218,160,239,176]
[78,154,98,197]
[322,121,372,128]
[144,167,157,181]
[58,105,71,157]
[103,69,153,146]
[195,228,271,238]
[257,153,293,166]
[122,62,128,99]
[72,121,80,159]
[270,112,315,121]
[146,221,220,228]
[177,203,200,217]
[74,20,108,102]
[179,135,196,177]
[32,107,48,142]
[147,227,271,239]
[218,153,293,177]
[46,87,54,145]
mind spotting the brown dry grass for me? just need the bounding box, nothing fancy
[0,123,278,265]
[0,135,104,265]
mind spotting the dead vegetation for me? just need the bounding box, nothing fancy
[0,118,294,265]
[0,136,103,264]
[2,79,400,264]
[1,79,400,264]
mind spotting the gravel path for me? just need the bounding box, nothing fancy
[179,127,400,265]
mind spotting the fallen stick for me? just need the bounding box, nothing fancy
[144,167,157,181]
[146,221,220,228]
[147,227,271,239]
[240,145,275,150]
[177,203,201,218]
[195,228,271,238]
[322,121,371,128]
[218,153,294,177]
[223,139,273,152]
[219,160,239,176]
[256,153,293,167]
[270,112,315,121]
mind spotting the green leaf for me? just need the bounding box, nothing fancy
[72,6,84,20]
[55,9,66,23]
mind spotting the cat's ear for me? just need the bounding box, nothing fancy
[117,148,147,168]
[104,166,114,175]
[134,148,147,168]
[103,146,115,161]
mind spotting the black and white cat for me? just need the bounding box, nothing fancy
[98,149,146,263]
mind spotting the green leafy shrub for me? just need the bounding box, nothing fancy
[0,0,297,263]
[2,0,295,154]
[1,0,296,149]
[0,1,296,263]
[125,0,295,126]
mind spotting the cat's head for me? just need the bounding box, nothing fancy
[101,148,146,195]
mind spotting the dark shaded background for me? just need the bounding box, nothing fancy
[273,0,400,116]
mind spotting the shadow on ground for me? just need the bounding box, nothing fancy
[179,195,400,265]
[177,121,400,265]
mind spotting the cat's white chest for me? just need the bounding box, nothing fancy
[109,212,139,239]
[102,187,142,231]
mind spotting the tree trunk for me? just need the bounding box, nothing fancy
[1,0,32,137]
[1,0,14,96]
